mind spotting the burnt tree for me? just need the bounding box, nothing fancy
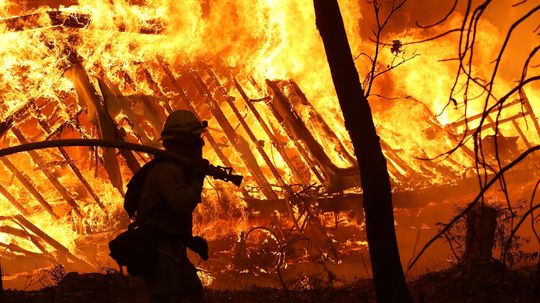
[313,1,413,302]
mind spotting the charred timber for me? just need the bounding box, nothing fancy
[0,11,90,31]
[232,77,306,183]
[187,69,277,200]
[0,157,58,219]
[11,128,83,217]
[266,80,361,192]
[0,183,28,216]
[13,215,94,271]
[202,68,300,226]
[286,80,357,166]
[0,102,34,139]
[157,59,249,196]
[30,104,105,210]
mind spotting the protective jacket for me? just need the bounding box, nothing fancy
[135,154,205,238]
[135,148,205,300]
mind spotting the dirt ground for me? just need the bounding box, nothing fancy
[2,264,539,303]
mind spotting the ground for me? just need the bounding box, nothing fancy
[2,264,539,303]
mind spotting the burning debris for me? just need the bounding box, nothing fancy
[0,0,537,298]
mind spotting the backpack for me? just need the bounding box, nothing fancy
[109,158,164,277]
[123,158,163,218]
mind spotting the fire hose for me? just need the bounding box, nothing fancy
[0,139,243,186]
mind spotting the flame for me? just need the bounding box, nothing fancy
[0,0,538,288]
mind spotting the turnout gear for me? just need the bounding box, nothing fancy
[111,110,209,303]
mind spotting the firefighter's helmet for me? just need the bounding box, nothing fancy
[160,110,207,140]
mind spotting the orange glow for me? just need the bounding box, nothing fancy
[0,0,538,289]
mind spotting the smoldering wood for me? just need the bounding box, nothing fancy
[11,127,83,218]
[463,205,497,266]
[0,157,58,219]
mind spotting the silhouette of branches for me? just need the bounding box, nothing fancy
[360,0,415,98]
[407,1,540,269]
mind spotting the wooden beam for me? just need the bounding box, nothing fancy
[11,127,83,217]
[35,115,106,211]
[0,183,29,216]
[13,215,94,271]
[232,77,305,184]
[189,70,278,200]
[157,58,252,199]
[0,157,58,219]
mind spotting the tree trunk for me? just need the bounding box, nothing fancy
[313,1,413,302]
[464,205,497,267]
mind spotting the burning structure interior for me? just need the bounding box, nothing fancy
[0,0,538,291]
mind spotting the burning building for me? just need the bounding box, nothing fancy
[0,0,538,292]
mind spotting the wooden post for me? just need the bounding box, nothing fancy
[464,204,497,266]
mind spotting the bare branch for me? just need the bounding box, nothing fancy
[408,144,540,270]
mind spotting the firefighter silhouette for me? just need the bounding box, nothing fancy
[133,110,208,303]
